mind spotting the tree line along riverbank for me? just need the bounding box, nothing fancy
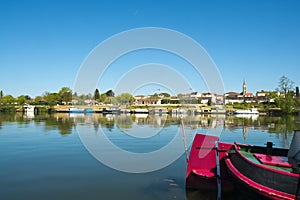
[0,76,299,115]
[0,104,298,117]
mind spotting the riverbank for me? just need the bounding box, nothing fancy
[0,104,297,116]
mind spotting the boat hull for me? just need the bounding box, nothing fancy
[225,144,299,200]
[69,107,85,113]
[186,134,233,192]
[102,108,120,114]
[234,108,259,115]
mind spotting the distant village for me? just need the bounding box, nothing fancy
[0,78,299,115]
[116,80,279,106]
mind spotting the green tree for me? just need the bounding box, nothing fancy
[152,93,159,99]
[161,93,171,97]
[276,76,295,114]
[207,99,212,106]
[104,96,117,105]
[2,95,15,104]
[99,93,107,103]
[295,86,300,109]
[268,91,278,100]
[17,95,26,105]
[116,93,134,105]
[0,90,3,99]
[277,76,294,98]
[59,87,72,104]
[34,96,44,105]
[105,90,115,97]
[44,92,60,106]
[94,89,100,100]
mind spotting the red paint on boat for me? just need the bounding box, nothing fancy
[186,134,233,191]
[254,153,292,168]
[224,144,300,199]
[234,145,298,177]
[187,133,300,199]
[225,156,295,200]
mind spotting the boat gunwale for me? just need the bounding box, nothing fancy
[224,155,296,200]
[233,144,299,177]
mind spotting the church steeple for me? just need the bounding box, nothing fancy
[243,79,247,95]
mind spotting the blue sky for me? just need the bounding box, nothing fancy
[0,0,299,97]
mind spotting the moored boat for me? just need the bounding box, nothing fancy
[224,130,300,199]
[186,134,233,192]
[234,108,259,115]
[102,108,120,114]
[186,131,300,199]
[84,108,93,113]
[69,107,85,113]
[133,108,149,114]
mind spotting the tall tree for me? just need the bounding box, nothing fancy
[44,93,60,106]
[59,87,72,103]
[0,90,3,99]
[116,93,134,105]
[94,89,100,100]
[17,95,26,105]
[34,96,44,105]
[276,76,295,114]
[105,90,115,97]
[295,86,300,109]
[1,95,15,104]
[277,75,294,98]
[99,93,107,103]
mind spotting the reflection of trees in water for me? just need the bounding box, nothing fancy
[225,115,300,134]
[0,112,34,128]
[95,114,115,131]
[115,115,133,130]
[266,115,299,147]
[149,115,168,128]
[0,113,299,138]
[225,115,300,147]
[43,114,74,135]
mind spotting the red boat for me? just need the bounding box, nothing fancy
[186,134,233,192]
[225,137,300,199]
[186,131,300,199]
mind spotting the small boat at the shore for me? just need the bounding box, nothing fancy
[69,107,85,113]
[186,131,300,199]
[234,108,259,115]
[102,108,120,114]
[133,108,149,114]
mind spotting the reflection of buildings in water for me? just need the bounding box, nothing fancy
[234,114,258,120]
[199,118,208,127]
[197,114,225,129]
[104,114,114,121]
[171,108,188,118]
[180,115,201,130]
[69,113,85,118]
[132,114,169,127]
[134,114,148,119]
[134,114,149,125]
[225,115,262,131]
[212,115,225,129]
[24,112,34,119]
[150,114,168,127]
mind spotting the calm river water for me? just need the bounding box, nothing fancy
[0,112,299,200]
